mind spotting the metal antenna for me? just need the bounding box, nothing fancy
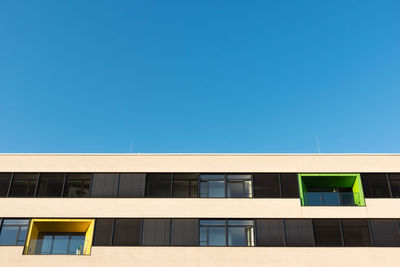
[316,133,320,153]
[129,139,133,153]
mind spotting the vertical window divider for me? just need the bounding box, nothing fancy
[224,173,227,198]
[338,219,345,247]
[110,218,116,246]
[116,173,121,198]
[61,173,67,197]
[139,219,144,245]
[367,219,375,246]
[197,173,200,198]
[253,219,257,247]
[169,218,172,246]
[144,174,148,197]
[251,173,254,198]
[386,173,393,198]
[278,173,283,198]
[7,173,14,197]
[33,173,41,197]
[282,218,287,246]
[89,173,94,197]
[170,173,174,198]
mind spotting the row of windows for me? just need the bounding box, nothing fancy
[0,172,399,198]
[92,218,400,247]
[2,218,400,247]
[0,173,299,198]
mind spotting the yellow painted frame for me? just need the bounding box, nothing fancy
[23,219,95,255]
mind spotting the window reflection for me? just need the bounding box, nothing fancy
[200,175,225,198]
[36,233,85,255]
[0,219,29,245]
[227,175,252,198]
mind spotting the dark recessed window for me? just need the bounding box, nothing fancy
[145,173,172,198]
[280,173,299,198]
[118,173,146,198]
[36,173,65,197]
[91,173,119,198]
[227,220,255,246]
[227,174,252,198]
[253,173,280,198]
[256,219,285,246]
[171,219,199,246]
[313,219,343,247]
[199,220,226,246]
[341,219,371,247]
[8,173,39,197]
[113,219,141,246]
[141,219,170,246]
[370,219,400,246]
[172,173,198,198]
[0,173,12,197]
[285,219,315,246]
[0,219,29,245]
[93,219,114,246]
[63,173,91,197]
[200,174,225,198]
[388,173,400,198]
[361,173,390,198]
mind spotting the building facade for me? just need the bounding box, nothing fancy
[0,153,400,267]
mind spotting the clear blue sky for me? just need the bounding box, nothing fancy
[0,1,399,153]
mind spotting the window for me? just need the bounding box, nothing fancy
[227,174,252,198]
[36,173,65,197]
[361,173,390,198]
[0,173,11,197]
[388,173,400,198]
[113,219,141,246]
[141,219,170,246]
[313,219,343,246]
[118,173,146,197]
[0,219,29,245]
[8,173,39,197]
[253,173,280,198]
[228,220,255,246]
[370,219,400,246]
[199,220,226,246]
[200,174,225,198]
[145,173,172,197]
[285,219,315,246]
[35,233,85,255]
[63,173,91,197]
[280,173,299,198]
[341,219,371,247]
[256,219,284,246]
[91,173,119,197]
[172,173,198,198]
[171,219,198,246]
[93,219,114,246]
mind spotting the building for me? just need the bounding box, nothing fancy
[0,153,400,267]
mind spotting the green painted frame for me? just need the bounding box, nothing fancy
[297,173,365,206]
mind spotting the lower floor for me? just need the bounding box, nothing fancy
[0,246,399,267]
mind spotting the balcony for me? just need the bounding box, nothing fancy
[304,192,363,206]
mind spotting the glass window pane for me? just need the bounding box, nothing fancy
[370,219,400,246]
[200,220,225,226]
[93,219,114,246]
[388,173,400,198]
[285,219,315,246]
[228,227,246,246]
[145,173,172,197]
[141,219,170,246]
[171,219,198,246]
[113,219,141,246]
[208,227,226,246]
[118,173,146,197]
[228,220,254,226]
[68,235,85,255]
[341,219,371,247]
[227,180,252,198]
[63,173,91,197]
[200,174,224,181]
[208,181,225,197]
[36,235,53,254]
[280,173,299,198]
[253,173,280,198]
[2,219,29,225]
[313,219,343,246]
[361,173,390,198]
[199,227,207,246]
[91,173,119,198]
[0,226,18,245]
[9,173,39,197]
[173,173,198,198]
[200,174,225,198]
[52,235,70,254]
[0,173,12,197]
[17,226,28,245]
[36,173,65,197]
[256,219,285,246]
